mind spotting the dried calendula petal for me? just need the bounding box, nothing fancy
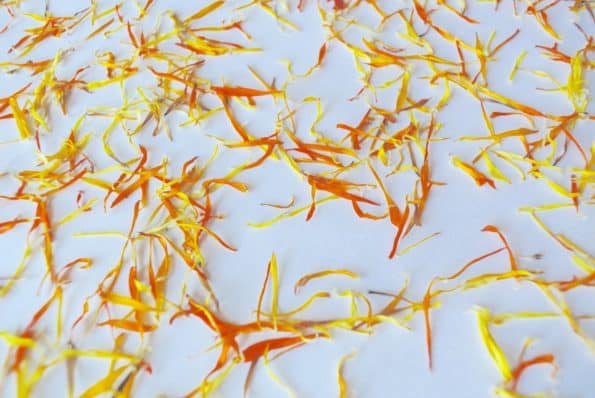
[476,307,512,381]
[451,156,495,188]
[294,269,359,294]
[9,98,31,139]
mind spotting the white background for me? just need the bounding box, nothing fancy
[0,1,593,397]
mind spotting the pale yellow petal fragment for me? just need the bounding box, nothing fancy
[476,307,512,381]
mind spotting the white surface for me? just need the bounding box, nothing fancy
[0,1,593,397]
